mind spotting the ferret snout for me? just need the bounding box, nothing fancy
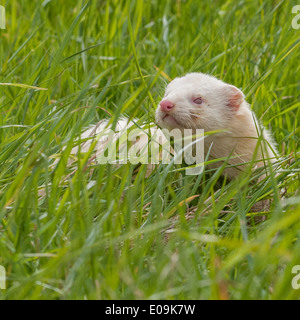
[159,100,174,113]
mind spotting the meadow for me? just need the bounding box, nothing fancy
[0,0,299,299]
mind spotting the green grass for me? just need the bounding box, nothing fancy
[0,0,299,300]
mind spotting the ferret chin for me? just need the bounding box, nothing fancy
[156,72,278,179]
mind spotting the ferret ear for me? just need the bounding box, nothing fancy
[224,85,244,111]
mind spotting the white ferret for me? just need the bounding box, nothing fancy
[65,73,278,179]
[155,73,277,178]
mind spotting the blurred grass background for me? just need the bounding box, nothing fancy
[0,0,299,299]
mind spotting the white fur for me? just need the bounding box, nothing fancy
[66,73,277,179]
[156,73,278,178]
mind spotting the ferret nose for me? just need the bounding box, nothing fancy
[160,100,174,112]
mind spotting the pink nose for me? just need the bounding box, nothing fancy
[160,100,174,112]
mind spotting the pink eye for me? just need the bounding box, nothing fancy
[193,97,203,104]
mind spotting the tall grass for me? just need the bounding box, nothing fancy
[0,0,299,299]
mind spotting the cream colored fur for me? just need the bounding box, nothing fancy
[67,73,277,179]
[156,73,277,178]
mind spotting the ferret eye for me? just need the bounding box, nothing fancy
[193,97,203,104]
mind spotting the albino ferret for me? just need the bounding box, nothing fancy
[155,73,277,178]
[66,73,278,178]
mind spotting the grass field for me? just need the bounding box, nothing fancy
[0,0,299,300]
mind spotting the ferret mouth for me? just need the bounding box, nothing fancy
[161,114,180,127]
[162,114,172,121]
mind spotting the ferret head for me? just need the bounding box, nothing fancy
[155,73,246,131]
